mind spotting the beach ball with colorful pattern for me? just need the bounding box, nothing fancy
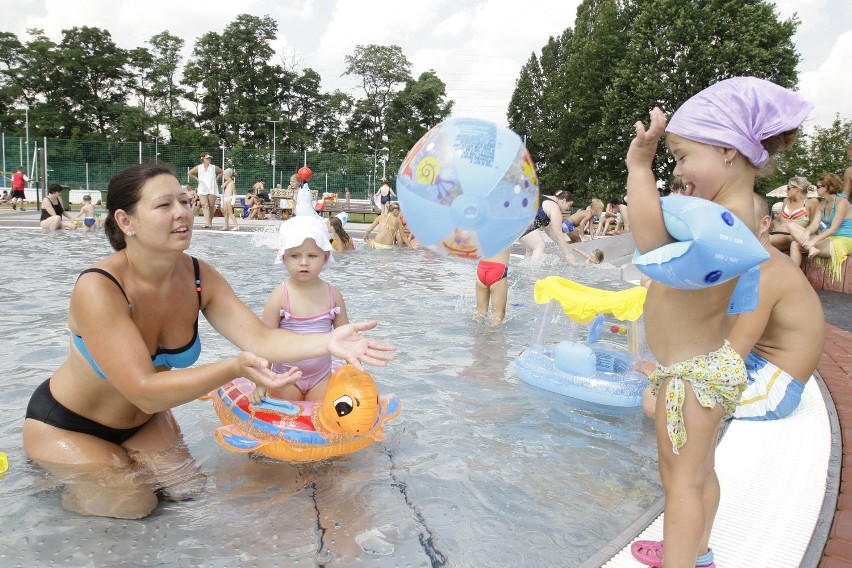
[396,118,539,259]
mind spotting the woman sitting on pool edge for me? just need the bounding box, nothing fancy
[22,162,395,520]
[40,183,77,231]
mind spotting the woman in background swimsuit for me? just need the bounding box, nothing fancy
[363,202,402,249]
[769,176,817,253]
[22,163,395,520]
[518,189,577,262]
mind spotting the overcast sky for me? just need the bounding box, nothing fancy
[2,0,850,134]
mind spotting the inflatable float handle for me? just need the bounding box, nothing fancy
[214,424,267,453]
[533,301,559,347]
[252,398,301,415]
[586,314,605,344]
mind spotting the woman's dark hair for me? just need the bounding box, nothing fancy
[48,183,63,194]
[329,217,351,247]
[554,189,573,201]
[105,162,175,251]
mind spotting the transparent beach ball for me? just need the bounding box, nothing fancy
[396,118,539,259]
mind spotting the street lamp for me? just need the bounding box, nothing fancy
[16,104,31,184]
[154,137,159,162]
[380,146,389,180]
[267,120,281,186]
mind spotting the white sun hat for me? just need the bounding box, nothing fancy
[276,215,336,270]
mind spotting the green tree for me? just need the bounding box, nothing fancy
[597,0,799,197]
[343,44,412,157]
[385,70,454,164]
[54,26,131,138]
[146,31,187,141]
[182,31,225,140]
[314,90,355,153]
[509,0,801,202]
[807,116,852,179]
[0,31,26,135]
[285,68,325,152]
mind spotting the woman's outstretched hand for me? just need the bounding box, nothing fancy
[329,321,396,370]
[238,352,302,391]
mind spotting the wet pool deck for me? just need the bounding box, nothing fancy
[2,207,850,565]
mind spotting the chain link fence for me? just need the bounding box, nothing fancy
[1,135,401,203]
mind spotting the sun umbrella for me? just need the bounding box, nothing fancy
[766,184,789,198]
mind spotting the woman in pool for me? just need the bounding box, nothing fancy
[40,183,76,231]
[518,189,577,261]
[627,77,811,567]
[328,216,355,251]
[363,201,402,249]
[22,162,395,520]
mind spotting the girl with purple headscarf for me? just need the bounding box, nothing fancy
[626,77,812,568]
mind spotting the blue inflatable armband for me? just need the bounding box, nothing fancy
[632,195,769,289]
[727,265,760,314]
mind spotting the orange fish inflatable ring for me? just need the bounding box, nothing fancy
[206,365,401,462]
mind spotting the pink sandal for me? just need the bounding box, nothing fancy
[631,540,715,567]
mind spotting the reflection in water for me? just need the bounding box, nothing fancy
[0,228,659,567]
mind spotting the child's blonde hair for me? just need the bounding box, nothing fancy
[590,198,604,215]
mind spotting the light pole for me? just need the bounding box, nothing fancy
[154,137,159,162]
[267,120,281,186]
[17,104,30,185]
[380,146,389,181]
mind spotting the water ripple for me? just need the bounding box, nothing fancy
[0,228,661,567]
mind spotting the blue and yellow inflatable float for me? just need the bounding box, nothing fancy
[514,278,650,407]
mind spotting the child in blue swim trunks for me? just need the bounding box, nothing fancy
[75,194,97,230]
[729,193,824,421]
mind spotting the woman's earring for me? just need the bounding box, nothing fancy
[127,231,134,237]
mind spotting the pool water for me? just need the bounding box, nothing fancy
[0,228,660,567]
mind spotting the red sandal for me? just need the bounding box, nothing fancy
[631,540,715,567]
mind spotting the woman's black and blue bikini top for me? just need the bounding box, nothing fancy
[71,257,203,380]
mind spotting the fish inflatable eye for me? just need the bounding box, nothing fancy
[317,365,380,435]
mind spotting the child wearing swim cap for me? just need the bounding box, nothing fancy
[249,215,351,403]
[626,77,812,568]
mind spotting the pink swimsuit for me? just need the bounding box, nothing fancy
[271,283,340,394]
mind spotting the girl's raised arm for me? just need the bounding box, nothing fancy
[626,107,671,253]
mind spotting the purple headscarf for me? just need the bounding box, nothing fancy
[666,77,813,169]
